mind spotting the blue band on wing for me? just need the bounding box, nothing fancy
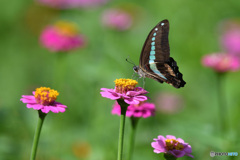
[151,46,155,51]
[150,63,167,80]
[149,60,154,64]
[150,50,155,55]
[149,55,155,60]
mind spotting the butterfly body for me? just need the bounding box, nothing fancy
[134,19,186,88]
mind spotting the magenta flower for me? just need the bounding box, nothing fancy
[20,87,67,113]
[40,21,86,52]
[155,92,183,114]
[101,9,132,31]
[202,53,240,72]
[151,135,194,158]
[112,101,155,118]
[37,0,107,9]
[100,78,148,105]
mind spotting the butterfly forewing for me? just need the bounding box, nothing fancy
[139,19,170,67]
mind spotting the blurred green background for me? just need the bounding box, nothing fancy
[1,0,240,159]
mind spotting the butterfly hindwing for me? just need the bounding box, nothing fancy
[138,19,186,88]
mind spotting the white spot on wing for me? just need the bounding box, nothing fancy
[155,28,158,31]
[161,23,165,26]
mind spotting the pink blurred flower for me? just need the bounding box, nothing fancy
[20,87,67,113]
[202,53,240,72]
[37,0,107,9]
[151,135,194,158]
[102,9,132,31]
[221,29,240,56]
[155,92,184,114]
[112,101,155,118]
[40,21,86,52]
[100,79,148,105]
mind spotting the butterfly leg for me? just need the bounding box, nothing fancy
[132,72,136,79]
[142,78,145,89]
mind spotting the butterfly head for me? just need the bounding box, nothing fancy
[133,66,139,73]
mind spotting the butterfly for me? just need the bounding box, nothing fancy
[133,19,186,88]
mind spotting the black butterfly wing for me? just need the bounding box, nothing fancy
[139,20,186,88]
[139,19,170,67]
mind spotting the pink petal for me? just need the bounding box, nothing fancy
[100,91,121,100]
[133,95,148,101]
[133,111,142,117]
[183,145,192,154]
[41,107,50,113]
[48,106,60,113]
[166,135,176,140]
[186,153,194,158]
[151,142,166,153]
[54,102,68,108]
[169,150,185,158]
[124,98,139,105]
[56,106,66,112]
[27,104,43,110]
[32,104,44,110]
[176,138,185,143]
[142,111,151,118]
[20,98,36,104]
[157,135,166,141]
[20,95,36,103]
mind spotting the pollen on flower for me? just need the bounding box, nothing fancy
[165,139,184,151]
[34,87,59,105]
[114,78,138,93]
[55,21,78,36]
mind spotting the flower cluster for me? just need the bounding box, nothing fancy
[100,78,148,105]
[37,0,107,9]
[202,53,240,72]
[40,21,86,52]
[151,135,194,158]
[155,92,184,114]
[112,101,155,118]
[101,9,133,31]
[20,87,67,113]
[202,20,240,73]
[220,20,240,56]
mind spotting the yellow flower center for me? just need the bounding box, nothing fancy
[55,21,78,36]
[114,78,138,94]
[165,139,184,151]
[34,87,59,105]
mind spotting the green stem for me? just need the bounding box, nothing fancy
[216,73,228,134]
[30,111,47,160]
[54,52,67,89]
[117,99,128,160]
[127,117,139,160]
[164,154,177,160]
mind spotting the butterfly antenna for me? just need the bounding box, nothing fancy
[126,57,136,66]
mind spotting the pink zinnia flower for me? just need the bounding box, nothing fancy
[112,101,155,118]
[20,87,67,113]
[100,78,148,105]
[155,92,184,114]
[151,135,194,158]
[40,21,86,52]
[221,29,240,56]
[37,0,107,9]
[102,9,132,31]
[202,53,240,72]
